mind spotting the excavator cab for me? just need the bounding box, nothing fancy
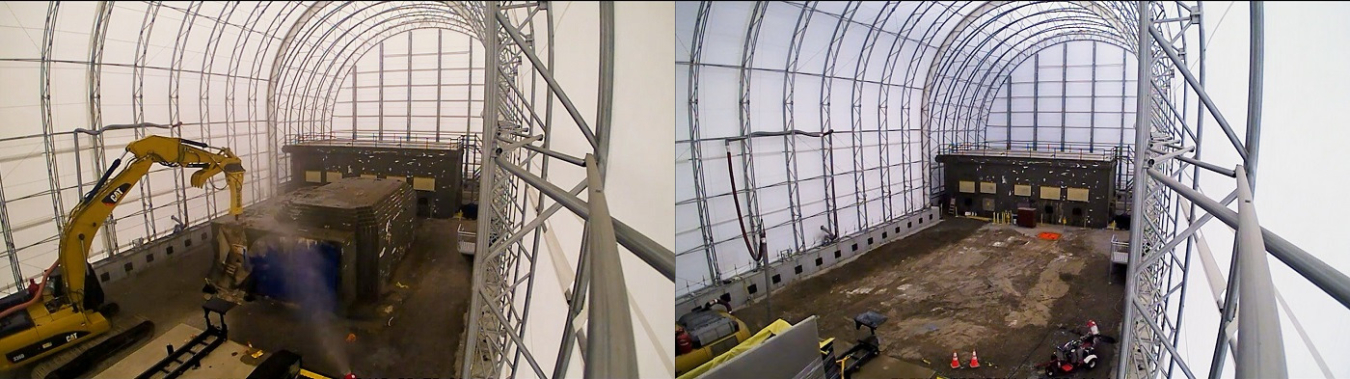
[0,294,34,341]
[40,263,107,316]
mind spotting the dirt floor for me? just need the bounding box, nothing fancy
[735,217,1127,379]
[7,218,474,379]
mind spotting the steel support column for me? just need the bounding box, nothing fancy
[1232,167,1284,378]
[1118,1,1153,376]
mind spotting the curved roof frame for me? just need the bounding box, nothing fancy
[679,4,1350,379]
[922,1,1192,153]
[937,23,1127,146]
[924,3,1134,147]
[8,2,674,378]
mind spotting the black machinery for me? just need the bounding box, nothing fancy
[1035,320,1116,377]
[823,311,888,379]
[133,298,351,379]
[135,298,234,379]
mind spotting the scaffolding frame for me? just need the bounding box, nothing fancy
[0,2,673,378]
[461,3,676,379]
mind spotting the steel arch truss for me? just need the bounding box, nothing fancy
[678,2,1350,379]
[0,2,674,378]
[460,3,676,379]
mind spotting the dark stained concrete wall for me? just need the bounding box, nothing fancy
[284,141,464,218]
[937,154,1116,228]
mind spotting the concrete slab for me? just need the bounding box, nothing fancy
[92,323,256,379]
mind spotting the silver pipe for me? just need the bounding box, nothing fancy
[1245,1,1264,191]
[1148,168,1350,308]
[583,154,638,379]
[1118,2,1153,376]
[1233,166,1285,378]
[460,2,500,376]
[1147,25,1248,161]
[520,143,586,167]
[494,11,599,150]
[496,157,676,280]
[1177,155,1235,178]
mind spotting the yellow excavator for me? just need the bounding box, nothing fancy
[0,131,244,377]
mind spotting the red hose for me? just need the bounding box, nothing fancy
[0,259,59,319]
[726,150,759,262]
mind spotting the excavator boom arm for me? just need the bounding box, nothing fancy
[58,135,245,310]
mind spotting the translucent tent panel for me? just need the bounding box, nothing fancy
[985,40,1139,153]
[675,0,1191,298]
[330,28,485,141]
[678,1,960,295]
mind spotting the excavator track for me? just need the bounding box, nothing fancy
[28,314,155,379]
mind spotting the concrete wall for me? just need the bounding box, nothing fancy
[284,142,464,218]
[937,154,1116,228]
[91,223,215,286]
[676,207,940,317]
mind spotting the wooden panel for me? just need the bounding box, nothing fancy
[1067,187,1090,202]
[1014,184,1032,197]
[326,171,342,183]
[304,171,321,183]
[413,177,436,191]
[979,182,997,194]
[360,173,377,179]
[1040,186,1061,200]
[959,181,976,193]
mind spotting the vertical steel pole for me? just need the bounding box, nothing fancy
[1232,4,1275,378]
[0,170,21,289]
[379,41,385,140]
[1005,77,1012,150]
[466,31,473,137]
[1244,2,1263,191]
[1168,4,1207,377]
[760,230,771,323]
[552,222,592,378]
[1032,54,1039,151]
[462,2,500,376]
[407,31,413,140]
[1118,2,1153,377]
[351,66,358,139]
[1233,166,1285,379]
[1210,3,1267,376]
[1060,43,1068,152]
[583,155,637,379]
[435,30,443,141]
[595,2,615,170]
[1089,42,1097,152]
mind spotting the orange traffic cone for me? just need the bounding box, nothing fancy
[950,351,960,368]
[969,350,980,368]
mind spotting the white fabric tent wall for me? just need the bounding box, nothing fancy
[506,2,675,377]
[987,40,1139,153]
[332,28,484,140]
[676,2,945,296]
